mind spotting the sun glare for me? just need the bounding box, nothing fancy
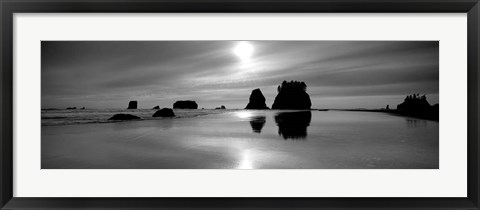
[233,41,254,61]
[238,150,254,169]
[236,111,253,119]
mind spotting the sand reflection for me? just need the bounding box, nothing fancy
[250,116,266,133]
[274,111,312,140]
[237,150,254,169]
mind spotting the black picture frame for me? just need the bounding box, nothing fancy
[1,0,479,209]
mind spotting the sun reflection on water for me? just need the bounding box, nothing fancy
[238,150,254,169]
[236,111,253,119]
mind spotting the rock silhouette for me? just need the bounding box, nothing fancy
[245,88,269,109]
[397,93,431,111]
[66,107,76,110]
[274,111,311,140]
[152,106,160,109]
[215,105,226,109]
[272,81,312,109]
[432,103,439,113]
[127,101,137,109]
[173,100,198,109]
[250,116,266,133]
[396,94,438,121]
[108,114,140,121]
[152,108,175,117]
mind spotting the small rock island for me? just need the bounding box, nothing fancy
[272,80,312,110]
[215,105,226,109]
[127,101,137,109]
[152,108,175,117]
[245,88,269,109]
[173,100,198,109]
[108,114,141,121]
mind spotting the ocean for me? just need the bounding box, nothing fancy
[41,109,439,169]
[41,108,230,126]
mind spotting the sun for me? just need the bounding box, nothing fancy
[233,41,254,61]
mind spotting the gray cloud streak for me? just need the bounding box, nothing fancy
[42,41,438,109]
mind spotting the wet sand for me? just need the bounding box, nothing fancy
[42,110,439,169]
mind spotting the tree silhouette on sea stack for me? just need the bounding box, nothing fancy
[396,93,439,121]
[272,80,312,109]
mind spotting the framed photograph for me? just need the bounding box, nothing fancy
[1,0,479,209]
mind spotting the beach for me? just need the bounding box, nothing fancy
[42,110,439,169]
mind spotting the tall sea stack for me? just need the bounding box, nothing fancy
[271,80,311,109]
[245,88,269,109]
[127,101,137,109]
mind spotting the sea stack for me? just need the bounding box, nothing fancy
[271,80,311,109]
[215,105,226,109]
[173,100,198,109]
[245,88,269,109]
[127,101,137,109]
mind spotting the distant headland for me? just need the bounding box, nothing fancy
[395,93,439,121]
[342,93,439,121]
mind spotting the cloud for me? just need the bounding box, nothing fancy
[42,41,438,109]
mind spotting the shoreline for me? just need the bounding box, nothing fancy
[41,108,438,127]
[336,109,439,121]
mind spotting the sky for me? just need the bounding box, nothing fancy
[41,41,439,109]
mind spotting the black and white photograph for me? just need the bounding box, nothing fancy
[41,41,439,169]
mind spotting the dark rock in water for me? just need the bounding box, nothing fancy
[173,100,198,109]
[215,105,226,109]
[152,108,175,117]
[272,80,312,110]
[397,94,431,111]
[245,89,269,109]
[127,101,138,109]
[274,111,311,140]
[250,116,266,133]
[152,106,160,109]
[396,94,438,121]
[66,107,76,110]
[108,114,141,121]
[80,107,85,110]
